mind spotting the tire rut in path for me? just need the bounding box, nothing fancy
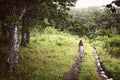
[61,56,82,80]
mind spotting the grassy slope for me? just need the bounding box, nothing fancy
[78,42,101,80]
[1,29,79,80]
[0,27,102,80]
[91,38,120,80]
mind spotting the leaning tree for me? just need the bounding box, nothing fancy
[0,0,77,72]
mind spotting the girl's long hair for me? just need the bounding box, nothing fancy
[79,40,83,46]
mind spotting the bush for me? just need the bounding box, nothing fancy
[105,35,120,57]
[91,36,120,80]
[43,27,58,34]
[110,47,120,57]
[106,36,120,47]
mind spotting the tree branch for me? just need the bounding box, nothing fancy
[19,6,27,20]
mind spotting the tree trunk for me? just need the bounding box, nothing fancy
[20,14,30,47]
[21,32,27,47]
[7,25,19,72]
[5,3,27,72]
[21,30,30,47]
[26,31,30,44]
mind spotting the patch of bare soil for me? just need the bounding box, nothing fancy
[61,56,82,80]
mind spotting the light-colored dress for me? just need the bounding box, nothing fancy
[79,46,84,54]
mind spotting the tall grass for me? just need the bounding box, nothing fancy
[78,42,100,80]
[104,35,120,57]
[0,27,79,80]
[91,36,120,80]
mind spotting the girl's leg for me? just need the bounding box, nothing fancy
[79,52,82,58]
[81,53,83,59]
[82,53,84,57]
[81,53,84,59]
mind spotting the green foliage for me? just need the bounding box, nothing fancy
[79,43,100,80]
[69,7,104,37]
[0,27,79,80]
[43,27,58,34]
[69,7,120,37]
[106,36,120,47]
[0,0,77,35]
[91,35,120,57]
[105,35,120,57]
[101,57,120,80]
[91,36,120,80]
[5,15,19,25]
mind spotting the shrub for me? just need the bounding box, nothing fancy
[105,35,120,57]
[43,27,58,34]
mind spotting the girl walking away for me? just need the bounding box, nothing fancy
[78,40,85,59]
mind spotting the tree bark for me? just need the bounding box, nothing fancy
[5,1,27,72]
[21,30,30,47]
[26,31,30,44]
[7,25,19,72]
[21,32,27,47]
[20,14,30,47]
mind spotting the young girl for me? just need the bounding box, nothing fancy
[78,40,84,59]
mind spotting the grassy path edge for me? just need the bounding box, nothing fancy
[61,55,82,80]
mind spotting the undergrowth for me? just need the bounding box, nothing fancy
[91,35,120,80]
[0,27,79,80]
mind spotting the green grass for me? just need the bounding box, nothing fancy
[78,43,100,80]
[97,49,120,80]
[0,27,103,80]
[0,29,80,80]
[106,35,120,57]
[91,37,120,80]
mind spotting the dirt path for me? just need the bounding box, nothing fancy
[61,55,82,80]
[61,44,106,80]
